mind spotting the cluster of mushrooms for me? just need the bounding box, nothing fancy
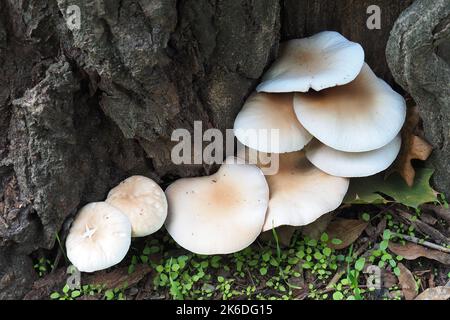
[66,31,406,273]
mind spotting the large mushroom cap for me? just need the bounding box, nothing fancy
[293,63,406,152]
[256,31,364,93]
[66,202,131,273]
[305,135,402,178]
[233,93,312,153]
[261,151,349,231]
[106,176,168,237]
[165,157,269,255]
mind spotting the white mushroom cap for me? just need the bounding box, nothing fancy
[305,135,402,178]
[293,63,406,152]
[66,202,131,273]
[165,157,269,255]
[257,31,364,93]
[261,151,349,231]
[106,176,168,237]
[233,93,312,153]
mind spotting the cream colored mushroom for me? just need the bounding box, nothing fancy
[233,93,312,153]
[257,31,364,93]
[293,63,406,152]
[305,135,402,177]
[66,202,131,273]
[165,157,269,255]
[237,148,349,231]
[106,176,167,237]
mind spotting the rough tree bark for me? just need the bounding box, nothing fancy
[0,0,434,299]
[387,0,450,200]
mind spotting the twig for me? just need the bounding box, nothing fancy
[421,204,450,224]
[325,269,346,290]
[392,232,450,253]
[396,210,449,244]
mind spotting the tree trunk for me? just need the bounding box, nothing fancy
[386,0,450,201]
[0,0,426,299]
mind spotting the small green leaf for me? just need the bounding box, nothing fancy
[362,213,370,222]
[355,258,366,271]
[320,233,329,242]
[394,267,401,277]
[383,229,391,240]
[331,238,343,245]
[259,267,268,276]
[323,247,332,257]
[71,290,81,298]
[333,292,344,300]
[105,290,114,300]
[380,240,389,251]
[50,292,60,299]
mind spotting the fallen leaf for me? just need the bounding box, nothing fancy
[390,106,433,186]
[300,212,336,240]
[397,210,449,244]
[421,204,450,224]
[344,168,438,209]
[397,263,418,300]
[325,218,368,250]
[382,270,398,289]
[259,225,297,247]
[415,286,450,300]
[388,242,450,265]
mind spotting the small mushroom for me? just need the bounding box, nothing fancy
[165,157,269,255]
[106,176,167,237]
[293,63,406,152]
[257,31,364,93]
[305,135,402,177]
[233,93,312,153]
[66,202,131,273]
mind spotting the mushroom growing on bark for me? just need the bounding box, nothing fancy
[234,93,312,153]
[257,31,364,93]
[293,63,406,152]
[237,148,349,231]
[165,157,269,255]
[106,176,167,237]
[66,202,131,273]
[305,135,402,177]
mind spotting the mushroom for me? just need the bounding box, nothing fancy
[165,157,269,255]
[106,176,167,237]
[233,93,312,153]
[256,31,364,93]
[305,135,402,178]
[66,202,131,273]
[236,147,349,231]
[293,63,406,152]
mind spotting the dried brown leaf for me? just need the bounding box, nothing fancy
[415,286,450,300]
[397,263,418,300]
[259,225,297,247]
[325,218,368,250]
[391,106,433,186]
[300,212,336,240]
[389,242,450,265]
